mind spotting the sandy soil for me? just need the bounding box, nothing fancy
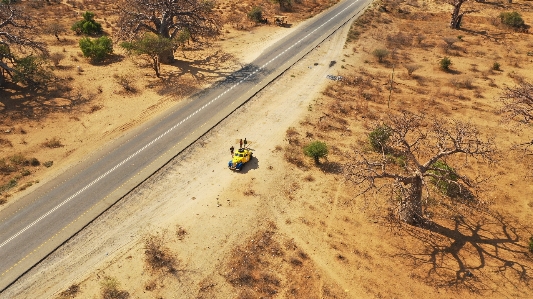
[2,11,358,299]
[1,0,533,298]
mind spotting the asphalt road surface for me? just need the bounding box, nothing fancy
[0,0,372,291]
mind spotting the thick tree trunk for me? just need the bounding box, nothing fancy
[159,49,174,64]
[450,0,466,29]
[450,7,463,29]
[400,176,423,225]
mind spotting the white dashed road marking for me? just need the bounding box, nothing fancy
[0,0,361,251]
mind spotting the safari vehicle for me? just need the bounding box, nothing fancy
[228,148,253,171]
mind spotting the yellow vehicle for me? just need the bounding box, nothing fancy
[228,148,253,171]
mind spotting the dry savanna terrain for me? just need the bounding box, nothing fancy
[1,0,533,298]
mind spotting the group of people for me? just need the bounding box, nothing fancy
[230,138,247,155]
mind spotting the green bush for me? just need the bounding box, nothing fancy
[428,160,460,197]
[372,48,389,63]
[529,236,533,253]
[71,11,103,35]
[248,6,264,23]
[492,62,501,71]
[500,12,525,28]
[440,57,451,71]
[79,36,113,62]
[369,125,391,152]
[12,55,53,87]
[43,161,53,168]
[303,141,328,164]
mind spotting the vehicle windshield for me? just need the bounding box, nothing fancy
[238,154,244,157]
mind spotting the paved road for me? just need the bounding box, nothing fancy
[0,0,372,292]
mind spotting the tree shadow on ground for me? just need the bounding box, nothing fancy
[394,209,533,295]
[0,81,91,123]
[318,161,342,174]
[156,49,246,97]
[168,50,240,82]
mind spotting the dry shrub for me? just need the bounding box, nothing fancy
[100,277,129,299]
[225,228,283,297]
[284,149,306,168]
[285,127,299,138]
[50,52,66,66]
[404,63,421,76]
[144,233,177,273]
[243,188,256,196]
[58,284,80,298]
[144,280,156,291]
[114,74,137,93]
[304,174,315,182]
[0,138,13,147]
[328,97,352,116]
[90,104,102,113]
[343,75,373,87]
[449,77,475,89]
[286,127,301,146]
[386,32,412,48]
[176,225,187,240]
[42,137,63,148]
[283,181,301,200]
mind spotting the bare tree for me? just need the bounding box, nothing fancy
[0,3,47,86]
[500,81,533,124]
[501,82,533,176]
[43,21,66,41]
[345,111,495,225]
[448,0,476,29]
[115,0,220,62]
[404,63,421,76]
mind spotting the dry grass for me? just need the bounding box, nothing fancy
[176,225,188,240]
[144,233,177,274]
[303,174,315,182]
[57,284,80,298]
[100,277,129,299]
[113,74,137,93]
[0,138,13,147]
[42,137,63,148]
[225,228,283,297]
[243,188,256,196]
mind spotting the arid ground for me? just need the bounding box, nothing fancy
[1,0,533,298]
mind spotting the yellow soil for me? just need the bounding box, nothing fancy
[1,0,533,298]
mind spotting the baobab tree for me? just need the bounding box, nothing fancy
[344,111,495,225]
[500,81,533,176]
[115,0,220,63]
[0,2,48,87]
[500,81,533,124]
